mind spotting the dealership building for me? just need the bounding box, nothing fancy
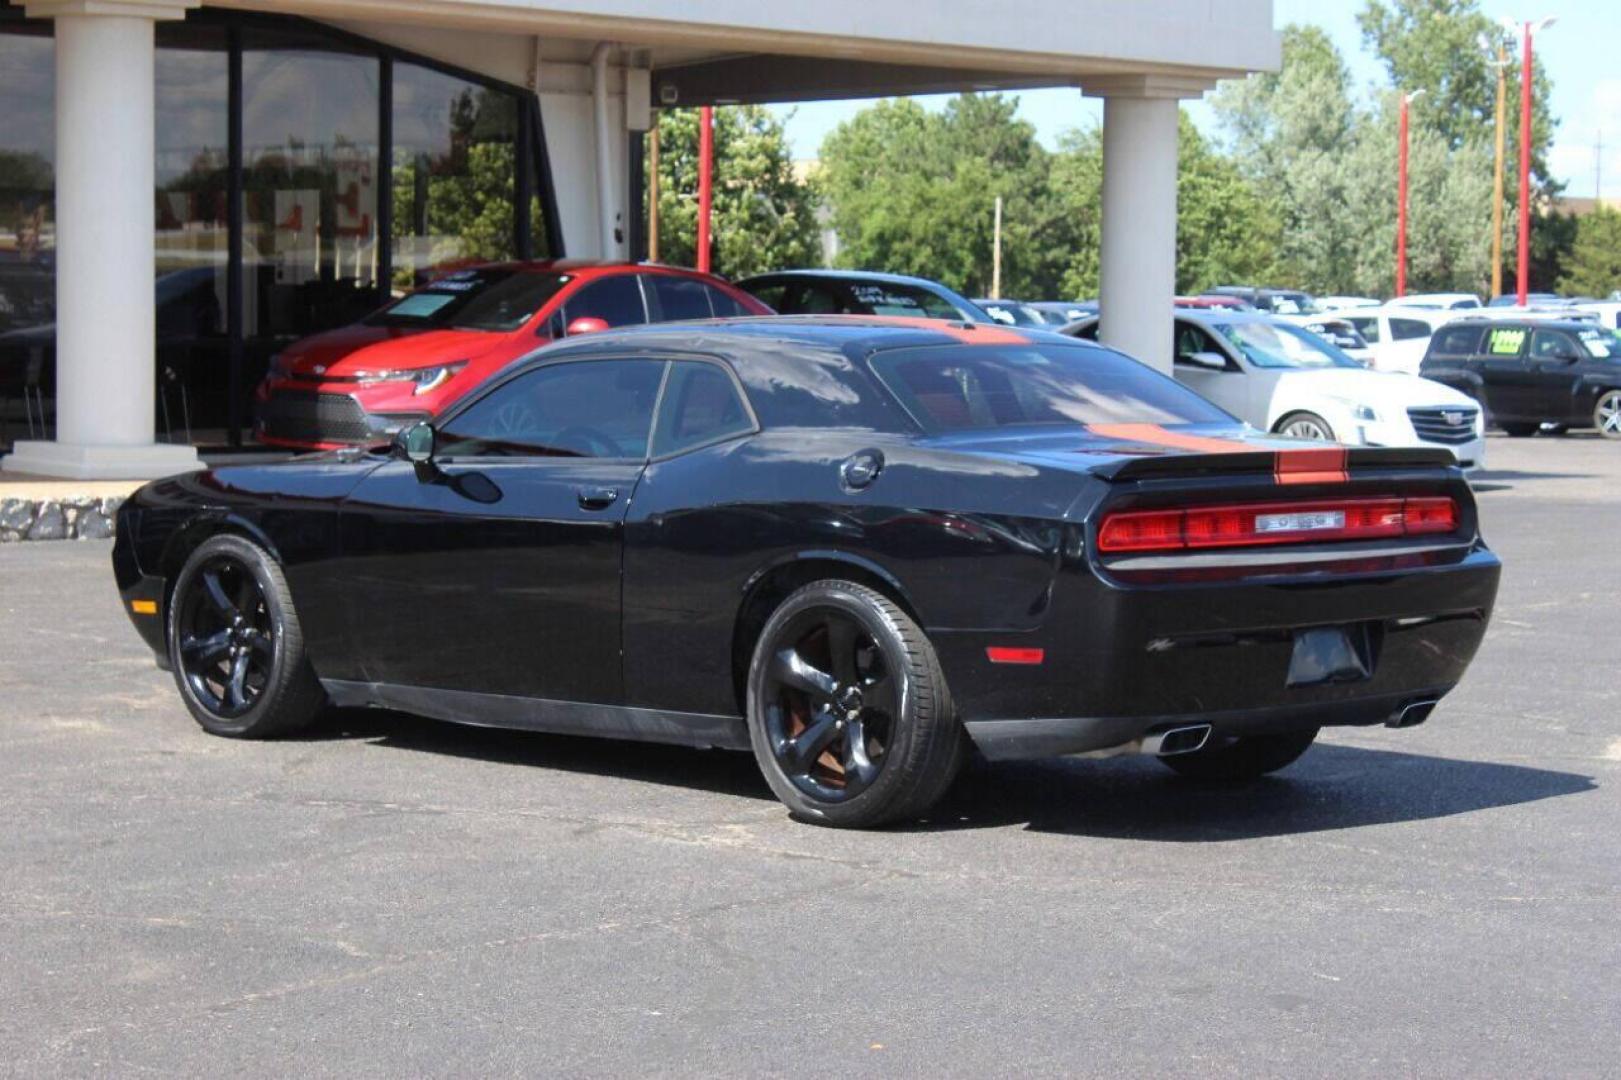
[0,0,1278,479]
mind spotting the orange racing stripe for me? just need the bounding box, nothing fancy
[1273,446,1349,485]
[1087,422,1261,455]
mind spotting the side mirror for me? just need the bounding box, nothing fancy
[400,421,435,464]
[565,316,610,336]
[1181,350,1230,372]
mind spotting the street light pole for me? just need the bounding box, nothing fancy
[1396,90,1422,299]
[1508,16,1556,307]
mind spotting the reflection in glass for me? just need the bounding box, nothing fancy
[242,41,382,405]
[0,25,55,449]
[155,30,229,444]
[392,64,525,290]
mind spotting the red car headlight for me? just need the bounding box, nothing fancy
[355,361,468,395]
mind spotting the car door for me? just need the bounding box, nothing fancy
[1472,324,1533,420]
[1387,317,1435,374]
[337,357,666,703]
[1171,320,1249,420]
[1526,328,1587,422]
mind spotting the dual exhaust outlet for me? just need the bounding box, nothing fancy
[1138,698,1437,757]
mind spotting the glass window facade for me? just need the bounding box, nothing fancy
[0,5,557,451]
[0,18,55,448]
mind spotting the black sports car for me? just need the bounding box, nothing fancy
[113,317,1501,828]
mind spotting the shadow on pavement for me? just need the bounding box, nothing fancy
[917,743,1595,840]
[1469,468,1594,493]
[305,709,1594,839]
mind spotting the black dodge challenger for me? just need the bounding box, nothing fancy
[113,317,1501,827]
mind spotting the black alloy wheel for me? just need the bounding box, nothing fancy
[176,554,273,718]
[763,607,895,802]
[168,534,325,738]
[747,581,963,828]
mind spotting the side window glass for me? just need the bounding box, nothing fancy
[563,276,647,328]
[1529,329,1574,361]
[1349,317,1380,343]
[647,275,714,321]
[706,286,750,318]
[744,282,786,310]
[651,362,754,457]
[437,360,664,459]
[1484,326,1528,358]
[1429,326,1483,357]
[796,285,846,315]
[1391,318,1432,341]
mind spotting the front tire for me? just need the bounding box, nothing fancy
[1499,421,1538,437]
[167,534,325,738]
[1594,389,1621,440]
[1275,411,1335,441]
[1158,728,1319,782]
[746,580,964,828]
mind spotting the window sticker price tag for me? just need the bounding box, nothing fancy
[1488,327,1526,355]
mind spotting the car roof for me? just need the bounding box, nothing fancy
[434,260,730,280]
[738,269,961,290]
[1441,316,1598,332]
[523,314,1091,363]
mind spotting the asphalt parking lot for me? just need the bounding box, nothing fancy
[2,434,1618,1077]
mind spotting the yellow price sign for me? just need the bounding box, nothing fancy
[1488,327,1526,355]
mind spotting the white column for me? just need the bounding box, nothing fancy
[4,0,199,480]
[1084,76,1211,376]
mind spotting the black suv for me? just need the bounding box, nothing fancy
[1419,319,1621,439]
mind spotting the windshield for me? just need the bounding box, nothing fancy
[1266,292,1320,315]
[869,343,1233,433]
[847,282,964,321]
[1577,328,1621,359]
[1214,320,1362,370]
[366,269,570,332]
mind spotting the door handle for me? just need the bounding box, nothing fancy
[577,486,619,510]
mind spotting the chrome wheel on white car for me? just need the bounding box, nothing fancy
[1595,390,1621,440]
[1276,412,1335,441]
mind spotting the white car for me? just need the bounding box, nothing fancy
[1573,301,1621,331]
[1063,311,1486,470]
[1339,305,1457,375]
[1392,292,1482,311]
[1275,313,1375,366]
[1317,295,1381,311]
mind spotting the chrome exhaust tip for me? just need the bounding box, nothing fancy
[1388,699,1439,729]
[1142,723,1212,756]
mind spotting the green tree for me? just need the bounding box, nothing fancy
[1211,25,1364,292]
[820,95,1077,298]
[1556,206,1621,297]
[1048,115,1280,298]
[651,105,822,279]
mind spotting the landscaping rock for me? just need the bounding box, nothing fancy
[27,502,67,541]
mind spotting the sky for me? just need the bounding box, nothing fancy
[769,0,1621,199]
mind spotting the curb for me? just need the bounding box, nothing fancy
[0,496,123,542]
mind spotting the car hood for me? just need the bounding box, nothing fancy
[278,323,518,376]
[1269,368,1474,408]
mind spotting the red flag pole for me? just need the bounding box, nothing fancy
[697,105,714,273]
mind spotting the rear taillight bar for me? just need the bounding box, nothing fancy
[1097,497,1458,554]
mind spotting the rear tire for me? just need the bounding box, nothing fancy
[1158,728,1318,782]
[746,580,964,828]
[167,534,325,738]
[1499,421,1538,437]
[1275,412,1335,441]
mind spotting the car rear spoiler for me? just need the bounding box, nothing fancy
[1095,444,1459,484]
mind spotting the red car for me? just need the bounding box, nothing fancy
[254,261,772,449]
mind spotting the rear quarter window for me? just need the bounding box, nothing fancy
[1390,318,1433,341]
[1426,325,1484,358]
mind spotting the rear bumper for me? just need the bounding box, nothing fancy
[966,687,1448,760]
[937,543,1500,758]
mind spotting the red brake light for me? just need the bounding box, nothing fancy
[986,646,1045,665]
[1097,497,1460,554]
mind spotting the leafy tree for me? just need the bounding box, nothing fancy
[820,95,1078,298]
[651,105,822,280]
[1211,25,1364,292]
[1049,116,1280,298]
[1556,207,1621,297]
[1357,0,1556,185]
